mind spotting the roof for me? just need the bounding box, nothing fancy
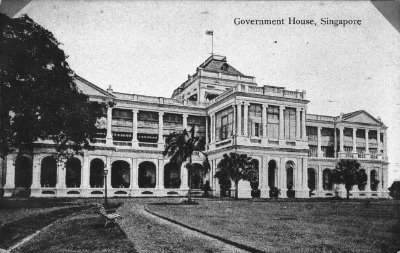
[198,55,244,76]
[340,110,384,126]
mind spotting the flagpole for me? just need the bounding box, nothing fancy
[212,33,214,55]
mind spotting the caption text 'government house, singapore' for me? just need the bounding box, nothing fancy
[1,55,389,199]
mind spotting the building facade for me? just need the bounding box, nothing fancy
[0,55,389,198]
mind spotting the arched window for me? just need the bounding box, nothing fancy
[285,161,295,190]
[323,169,333,191]
[41,156,57,187]
[370,170,378,191]
[268,160,277,188]
[111,160,130,188]
[307,168,316,191]
[138,162,156,188]
[190,163,204,189]
[90,159,105,188]
[164,163,181,189]
[66,158,81,188]
[15,156,32,188]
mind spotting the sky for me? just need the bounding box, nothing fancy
[12,1,400,184]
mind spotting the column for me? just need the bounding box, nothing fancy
[131,158,138,189]
[105,157,112,189]
[262,104,268,138]
[377,128,381,151]
[279,106,285,140]
[383,130,388,160]
[237,103,242,136]
[56,160,66,189]
[210,113,215,142]
[338,126,344,156]
[183,114,188,130]
[243,102,249,136]
[81,154,90,190]
[318,165,323,191]
[366,167,371,191]
[158,112,164,144]
[181,162,188,189]
[132,109,138,147]
[232,104,236,136]
[4,154,15,189]
[352,128,357,157]
[158,159,164,190]
[302,158,308,196]
[377,168,382,191]
[317,127,322,157]
[365,129,370,158]
[31,155,41,189]
[301,109,307,141]
[296,108,301,140]
[383,166,388,191]
[106,105,113,145]
[205,116,209,148]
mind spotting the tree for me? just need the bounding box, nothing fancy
[0,13,102,160]
[163,127,209,203]
[215,152,257,200]
[389,181,400,200]
[331,159,367,200]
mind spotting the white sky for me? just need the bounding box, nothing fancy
[16,1,400,184]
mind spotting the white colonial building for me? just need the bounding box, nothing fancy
[0,55,389,198]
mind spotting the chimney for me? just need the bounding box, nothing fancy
[107,85,113,94]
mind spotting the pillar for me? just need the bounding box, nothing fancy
[158,159,164,190]
[106,157,112,189]
[366,167,371,191]
[243,102,249,136]
[210,113,215,142]
[158,112,164,144]
[81,154,90,189]
[383,130,388,160]
[377,128,381,151]
[106,106,113,145]
[31,155,41,189]
[183,114,188,130]
[338,126,344,156]
[132,109,138,147]
[237,103,242,136]
[302,109,307,141]
[318,165,324,192]
[181,162,188,189]
[131,158,138,189]
[317,127,322,157]
[262,104,268,138]
[56,160,66,189]
[279,106,285,140]
[205,116,209,148]
[232,104,236,136]
[296,108,301,140]
[4,154,15,189]
[352,128,357,157]
[365,129,370,158]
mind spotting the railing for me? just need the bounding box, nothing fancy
[113,141,132,146]
[306,114,335,122]
[138,142,158,148]
[92,138,106,144]
[308,146,317,157]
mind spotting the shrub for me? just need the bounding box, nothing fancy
[389,181,400,200]
[269,186,280,199]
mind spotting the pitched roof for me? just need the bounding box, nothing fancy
[74,75,114,98]
[341,110,383,126]
[198,55,244,76]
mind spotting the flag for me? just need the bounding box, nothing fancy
[206,30,213,35]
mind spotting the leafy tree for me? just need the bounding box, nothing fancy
[0,13,103,160]
[163,127,209,203]
[215,152,257,200]
[389,181,400,200]
[331,159,367,200]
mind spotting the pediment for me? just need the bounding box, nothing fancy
[74,75,113,98]
[343,111,382,126]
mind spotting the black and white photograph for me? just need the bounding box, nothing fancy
[0,0,399,252]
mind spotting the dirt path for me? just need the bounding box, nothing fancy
[118,200,248,253]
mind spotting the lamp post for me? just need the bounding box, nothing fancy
[103,168,108,206]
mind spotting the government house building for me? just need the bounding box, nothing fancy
[0,55,389,198]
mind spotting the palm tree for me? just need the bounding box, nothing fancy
[331,159,367,200]
[163,126,209,203]
[215,152,257,200]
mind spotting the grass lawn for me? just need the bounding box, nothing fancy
[147,199,400,253]
[14,206,136,253]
